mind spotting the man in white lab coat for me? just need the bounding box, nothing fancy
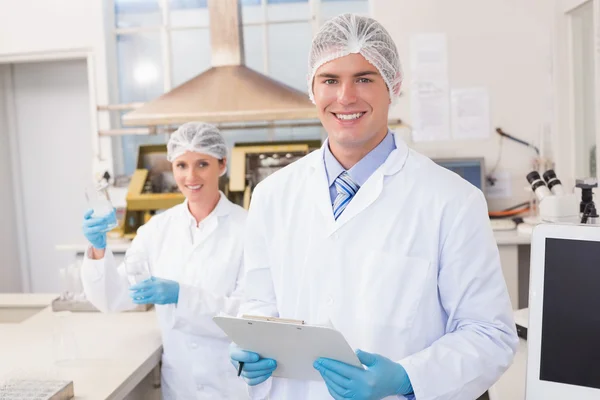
[231,13,518,400]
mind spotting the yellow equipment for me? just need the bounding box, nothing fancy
[228,140,321,209]
[121,144,185,239]
[117,140,321,237]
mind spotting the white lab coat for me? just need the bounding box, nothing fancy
[81,193,249,400]
[240,134,519,400]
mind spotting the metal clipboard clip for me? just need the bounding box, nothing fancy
[242,314,305,325]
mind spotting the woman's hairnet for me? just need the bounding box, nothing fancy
[167,122,228,171]
[307,13,402,104]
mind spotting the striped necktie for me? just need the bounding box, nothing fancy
[333,171,360,220]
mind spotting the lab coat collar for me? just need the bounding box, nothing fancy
[172,191,231,254]
[307,131,410,234]
[180,191,231,223]
[309,131,409,176]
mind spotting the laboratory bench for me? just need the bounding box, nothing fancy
[494,230,532,309]
[56,238,132,255]
[0,293,162,399]
[0,299,529,399]
[56,238,131,268]
[57,229,532,309]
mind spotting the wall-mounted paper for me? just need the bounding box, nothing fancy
[486,171,512,199]
[451,87,491,140]
[409,34,450,142]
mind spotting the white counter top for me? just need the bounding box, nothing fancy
[57,230,530,254]
[56,238,132,253]
[493,230,531,245]
[0,293,58,308]
[0,297,161,399]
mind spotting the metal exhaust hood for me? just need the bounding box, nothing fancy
[123,0,318,126]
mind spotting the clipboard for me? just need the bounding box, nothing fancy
[213,315,362,381]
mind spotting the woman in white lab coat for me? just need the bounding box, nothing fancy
[80,122,248,400]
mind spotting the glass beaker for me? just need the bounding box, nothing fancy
[58,266,73,301]
[123,251,152,287]
[58,260,85,302]
[85,184,118,232]
[52,312,78,366]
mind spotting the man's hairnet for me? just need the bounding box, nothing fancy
[167,122,228,173]
[307,13,402,104]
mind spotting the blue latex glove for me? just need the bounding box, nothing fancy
[82,208,114,249]
[230,343,277,386]
[314,349,413,400]
[129,277,180,305]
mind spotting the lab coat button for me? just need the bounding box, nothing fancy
[197,383,204,391]
[326,297,334,306]
[190,342,198,349]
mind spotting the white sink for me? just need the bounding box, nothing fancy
[0,293,57,324]
[0,306,45,323]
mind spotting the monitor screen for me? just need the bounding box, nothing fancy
[434,159,483,190]
[540,238,600,390]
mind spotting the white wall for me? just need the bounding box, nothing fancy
[0,0,116,292]
[0,0,114,178]
[0,65,22,292]
[11,59,94,293]
[373,0,555,210]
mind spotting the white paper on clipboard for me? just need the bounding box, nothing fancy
[213,315,362,381]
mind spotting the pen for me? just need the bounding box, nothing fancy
[237,361,244,377]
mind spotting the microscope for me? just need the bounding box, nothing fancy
[526,170,598,225]
[576,178,599,224]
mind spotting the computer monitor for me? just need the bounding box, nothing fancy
[433,158,485,191]
[527,223,600,399]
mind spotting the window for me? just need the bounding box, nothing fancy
[569,1,597,178]
[112,0,369,175]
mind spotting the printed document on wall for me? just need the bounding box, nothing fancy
[451,87,491,140]
[486,171,512,199]
[409,34,450,142]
